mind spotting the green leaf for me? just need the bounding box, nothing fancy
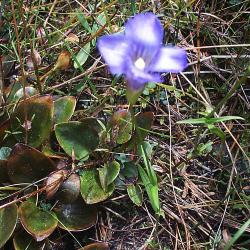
[76,12,92,33]
[7,143,56,183]
[177,116,244,125]
[224,218,250,250]
[0,204,18,248]
[54,198,97,231]
[207,124,225,140]
[80,169,114,204]
[135,112,154,140]
[13,230,46,250]
[177,117,207,124]
[138,165,160,213]
[92,12,106,34]
[54,96,76,124]
[56,174,80,204]
[19,202,58,241]
[98,161,120,191]
[74,43,91,69]
[55,121,99,160]
[10,95,53,148]
[111,110,132,144]
[139,144,157,185]
[137,141,155,160]
[195,141,213,156]
[127,184,143,206]
[120,161,138,180]
[205,116,244,124]
[157,83,176,91]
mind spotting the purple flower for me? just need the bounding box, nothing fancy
[97,12,187,103]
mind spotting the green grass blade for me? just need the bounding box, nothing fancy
[223,218,250,250]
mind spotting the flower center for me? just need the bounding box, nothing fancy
[134,57,146,70]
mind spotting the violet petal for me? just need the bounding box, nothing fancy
[126,63,161,91]
[97,34,130,74]
[125,12,163,47]
[150,47,187,73]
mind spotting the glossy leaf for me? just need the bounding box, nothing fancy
[10,95,53,148]
[74,43,91,69]
[13,230,46,250]
[120,161,138,181]
[6,82,22,104]
[8,143,55,183]
[19,202,58,241]
[127,184,143,206]
[78,242,109,250]
[55,121,99,160]
[80,169,114,204]
[98,161,120,191]
[0,204,18,248]
[54,198,97,231]
[56,174,80,203]
[53,96,76,124]
[135,112,154,140]
[112,110,132,144]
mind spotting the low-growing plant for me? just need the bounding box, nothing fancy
[0,11,187,249]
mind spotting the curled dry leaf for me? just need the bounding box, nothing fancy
[65,33,79,43]
[45,170,69,199]
[26,49,41,70]
[54,50,71,70]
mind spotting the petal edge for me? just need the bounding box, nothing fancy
[150,47,187,73]
[97,34,129,75]
[125,12,163,47]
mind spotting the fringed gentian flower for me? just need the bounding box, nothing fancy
[97,12,187,104]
